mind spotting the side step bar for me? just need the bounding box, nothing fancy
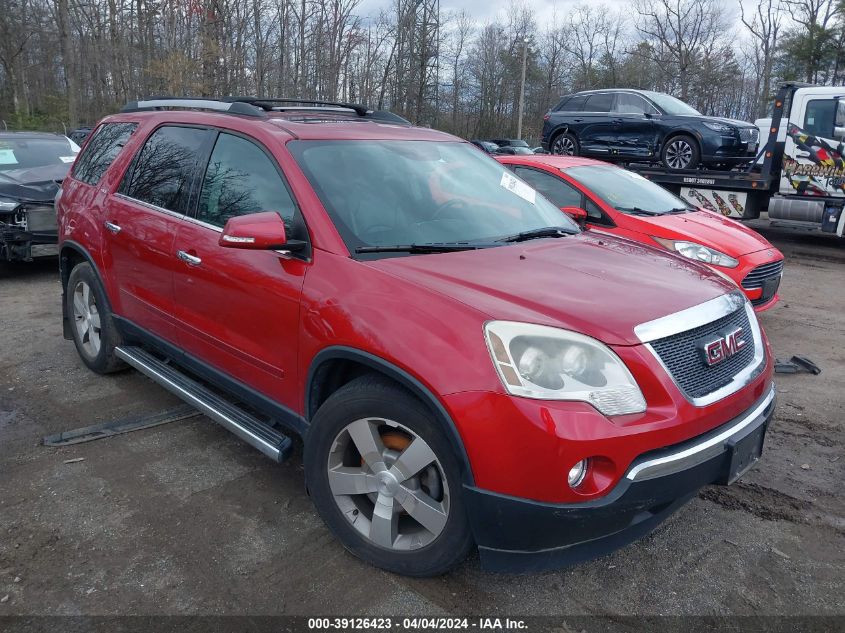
[115,346,293,462]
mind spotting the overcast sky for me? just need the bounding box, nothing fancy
[356,0,747,37]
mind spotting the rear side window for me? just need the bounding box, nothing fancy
[197,132,298,229]
[512,166,582,208]
[119,126,208,214]
[583,93,614,113]
[71,122,136,185]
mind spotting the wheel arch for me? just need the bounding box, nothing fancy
[550,125,575,146]
[60,241,112,340]
[305,346,475,486]
[660,129,701,153]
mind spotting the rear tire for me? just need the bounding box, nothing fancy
[304,375,473,577]
[552,132,579,156]
[661,134,700,170]
[66,262,125,374]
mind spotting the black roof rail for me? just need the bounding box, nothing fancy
[225,97,411,124]
[121,97,266,118]
[121,96,410,125]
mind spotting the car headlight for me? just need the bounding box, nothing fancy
[652,237,739,268]
[702,121,734,134]
[0,196,20,212]
[484,321,646,416]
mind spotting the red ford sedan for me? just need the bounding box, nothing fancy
[497,154,784,311]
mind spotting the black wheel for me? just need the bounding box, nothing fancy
[304,375,473,577]
[551,132,579,156]
[661,134,700,170]
[66,262,125,374]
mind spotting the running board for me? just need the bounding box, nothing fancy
[115,346,293,462]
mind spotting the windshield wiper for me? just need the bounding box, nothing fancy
[355,242,486,254]
[667,206,694,214]
[615,206,661,216]
[498,226,578,243]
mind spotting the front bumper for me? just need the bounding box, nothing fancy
[700,133,758,164]
[463,385,776,572]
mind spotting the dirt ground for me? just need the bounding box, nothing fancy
[0,221,842,618]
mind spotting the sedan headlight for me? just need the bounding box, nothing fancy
[702,121,734,134]
[652,237,739,268]
[0,196,20,212]
[484,321,646,416]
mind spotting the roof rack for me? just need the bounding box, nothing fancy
[121,97,266,117]
[120,96,410,124]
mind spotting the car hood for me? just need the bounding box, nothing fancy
[670,115,756,129]
[368,232,734,346]
[627,210,775,257]
[0,164,69,204]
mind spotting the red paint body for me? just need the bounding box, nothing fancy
[58,110,774,511]
[496,154,785,311]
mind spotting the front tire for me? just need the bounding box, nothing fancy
[552,132,579,156]
[66,262,125,374]
[661,134,700,170]
[305,376,473,576]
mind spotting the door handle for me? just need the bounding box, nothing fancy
[177,250,202,266]
[104,220,121,234]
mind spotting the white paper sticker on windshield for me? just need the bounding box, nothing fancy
[0,149,18,165]
[500,171,536,204]
[59,155,77,163]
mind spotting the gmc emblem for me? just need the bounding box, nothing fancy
[701,327,746,366]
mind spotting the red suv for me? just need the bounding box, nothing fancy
[497,154,785,311]
[57,98,775,576]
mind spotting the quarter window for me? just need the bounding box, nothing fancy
[197,133,298,229]
[119,126,208,214]
[71,122,136,185]
[558,95,587,112]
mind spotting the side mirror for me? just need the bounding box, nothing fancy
[219,211,306,252]
[561,206,588,227]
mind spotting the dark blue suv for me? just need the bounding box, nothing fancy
[541,89,760,170]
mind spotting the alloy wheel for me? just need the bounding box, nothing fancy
[553,135,576,155]
[327,417,450,551]
[72,280,101,357]
[666,139,694,169]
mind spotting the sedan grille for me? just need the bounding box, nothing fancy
[650,307,756,400]
[741,260,784,289]
[739,128,760,144]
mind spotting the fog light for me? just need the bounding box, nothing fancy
[568,460,588,488]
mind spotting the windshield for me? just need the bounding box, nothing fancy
[0,137,79,173]
[643,92,701,116]
[566,165,694,215]
[289,140,575,255]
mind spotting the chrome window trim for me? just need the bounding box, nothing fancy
[636,293,766,407]
[114,193,223,232]
[625,384,775,482]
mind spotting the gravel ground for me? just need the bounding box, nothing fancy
[0,221,842,618]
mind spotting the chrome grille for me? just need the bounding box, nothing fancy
[741,260,784,289]
[739,128,759,144]
[650,307,756,400]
